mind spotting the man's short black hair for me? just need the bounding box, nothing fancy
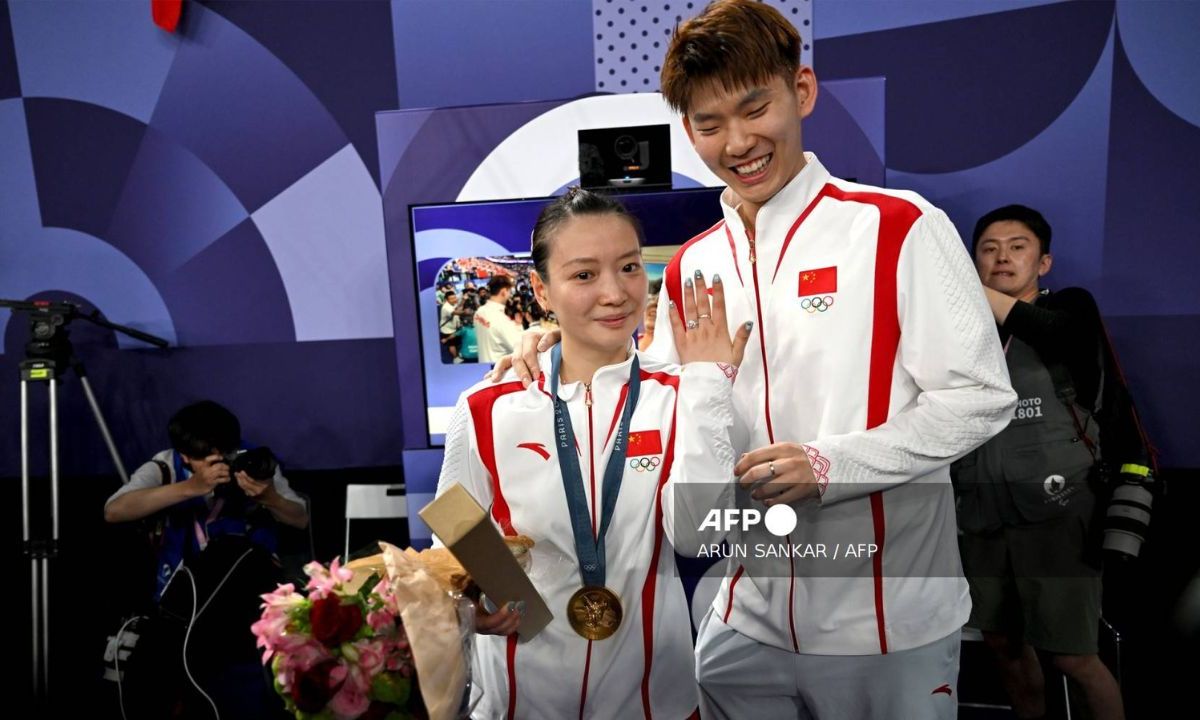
[972,204,1052,255]
[487,275,514,296]
[168,400,240,458]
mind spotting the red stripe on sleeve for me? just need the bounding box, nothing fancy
[822,185,922,655]
[467,381,527,537]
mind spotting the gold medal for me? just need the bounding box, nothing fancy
[567,586,623,640]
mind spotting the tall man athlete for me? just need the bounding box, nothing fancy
[499,2,1016,716]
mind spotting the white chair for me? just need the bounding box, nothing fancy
[344,484,408,560]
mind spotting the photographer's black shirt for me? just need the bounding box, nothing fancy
[1000,287,1103,408]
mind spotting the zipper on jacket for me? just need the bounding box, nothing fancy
[746,226,772,441]
[746,225,798,652]
[585,383,597,539]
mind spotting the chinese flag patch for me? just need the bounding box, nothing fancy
[627,430,662,457]
[798,266,837,296]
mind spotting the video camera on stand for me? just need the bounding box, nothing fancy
[1,297,167,702]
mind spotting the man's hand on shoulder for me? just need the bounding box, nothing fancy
[485,328,560,387]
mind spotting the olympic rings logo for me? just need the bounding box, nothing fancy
[629,457,662,472]
[800,295,835,313]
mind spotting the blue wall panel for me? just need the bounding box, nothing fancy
[1,0,1196,472]
[392,0,594,108]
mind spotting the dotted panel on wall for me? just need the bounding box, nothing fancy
[593,0,813,94]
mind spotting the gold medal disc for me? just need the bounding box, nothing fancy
[567,586,623,640]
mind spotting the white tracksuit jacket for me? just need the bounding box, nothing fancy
[649,153,1017,656]
[437,350,738,719]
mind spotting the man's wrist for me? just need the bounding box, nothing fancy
[256,483,282,505]
[180,476,208,498]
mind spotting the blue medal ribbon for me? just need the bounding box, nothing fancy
[549,345,640,588]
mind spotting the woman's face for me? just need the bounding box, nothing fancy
[533,213,647,358]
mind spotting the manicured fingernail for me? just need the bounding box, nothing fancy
[685,277,693,288]
[744,321,754,331]
[506,601,518,613]
[713,273,721,283]
[694,269,703,279]
[516,600,527,615]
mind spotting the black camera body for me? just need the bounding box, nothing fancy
[213,447,278,505]
[225,447,277,481]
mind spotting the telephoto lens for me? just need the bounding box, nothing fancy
[1103,465,1155,558]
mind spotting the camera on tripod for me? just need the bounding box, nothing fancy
[2,297,168,700]
[1102,463,1156,559]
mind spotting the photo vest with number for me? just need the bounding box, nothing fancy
[954,332,1099,533]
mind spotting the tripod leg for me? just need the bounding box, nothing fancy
[50,378,59,540]
[31,561,41,696]
[21,380,40,697]
[77,371,130,484]
[45,379,58,697]
[20,379,31,540]
[40,557,50,698]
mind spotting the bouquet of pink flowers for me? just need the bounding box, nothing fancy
[252,546,474,720]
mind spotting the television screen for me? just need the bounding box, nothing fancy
[578,123,672,190]
[409,187,723,445]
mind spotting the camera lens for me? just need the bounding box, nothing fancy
[1103,482,1154,558]
[227,447,278,481]
[614,135,638,159]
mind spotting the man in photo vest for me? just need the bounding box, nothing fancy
[954,205,1124,720]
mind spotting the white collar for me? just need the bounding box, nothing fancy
[537,342,638,400]
[720,152,831,243]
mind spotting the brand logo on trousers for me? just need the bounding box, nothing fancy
[931,684,953,697]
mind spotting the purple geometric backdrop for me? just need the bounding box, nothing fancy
[1,0,1196,480]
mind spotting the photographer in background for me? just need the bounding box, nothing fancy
[106,400,307,594]
[953,205,1153,720]
[104,400,306,718]
[439,289,467,363]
